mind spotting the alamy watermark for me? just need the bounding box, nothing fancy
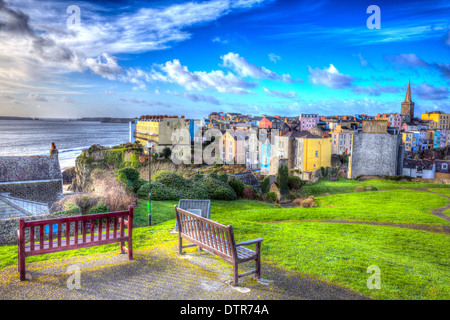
[67,5,81,28]
[366,5,381,29]
[367,265,381,289]
[66,264,81,290]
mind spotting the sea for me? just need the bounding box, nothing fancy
[0,120,130,170]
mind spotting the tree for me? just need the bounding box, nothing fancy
[277,165,289,196]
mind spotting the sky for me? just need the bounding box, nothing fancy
[0,0,449,119]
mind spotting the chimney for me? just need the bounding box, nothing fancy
[50,142,59,160]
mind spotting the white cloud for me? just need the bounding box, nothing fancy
[308,64,355,89]
[151,59,256,94]
[263,87,297,98]
[415,83,448,100]
[221,52,297,83]
[268,53,281,64]
[385,53,429,67]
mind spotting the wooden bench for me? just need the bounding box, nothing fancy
[17,206,134,281]
[174,205,262,286]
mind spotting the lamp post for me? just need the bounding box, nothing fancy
[146,142,153,226]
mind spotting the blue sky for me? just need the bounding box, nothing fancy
[0,0,449,118]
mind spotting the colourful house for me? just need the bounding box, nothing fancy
[259,117,273,129]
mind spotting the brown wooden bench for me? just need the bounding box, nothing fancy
[17,206,134,281]
[174,205,262,286]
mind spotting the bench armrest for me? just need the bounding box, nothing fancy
[235,238,263,247]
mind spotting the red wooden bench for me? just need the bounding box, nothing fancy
[17,206,134,281]
[174,205,263,286]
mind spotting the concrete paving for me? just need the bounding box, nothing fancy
[0,241,368,300]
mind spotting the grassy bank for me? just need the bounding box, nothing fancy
[1,181,449,300]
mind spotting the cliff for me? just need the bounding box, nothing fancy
[70,143,144,192]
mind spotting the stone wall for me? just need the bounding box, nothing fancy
[0,180,62,204]
[350,133,403,179]
[0,212,70,245]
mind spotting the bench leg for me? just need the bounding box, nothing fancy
[178,236,183,254]
[232,262,239,286]
[120,241,125,254]
[18,251,25,281]
[198,246,203,251]
[128,238,133,260]
[255,242,261,279]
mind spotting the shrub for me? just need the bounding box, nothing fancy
[261,176,271,194]
[365,186,378,191]
[150,181,179,200]
[229,178,245,197]
[218,173,228,184]
[288,175,303,190]
[136,183,149,199]
[242,187,255,200]
[354,186,365,192]
[132,179,147,193]
[289,193,297,200]
[200,177,237,200]
[62,201,81,214]
[265,192,277,202]
[90,170,133,212]
[277,165,289,196]
[90,202,109,214]
[118,167,140,182]
[154,170,188,189]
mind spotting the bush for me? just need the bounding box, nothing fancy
[229,178,245,197]
[265,192,277,202]
[261,176,271,194]
[150,181,179,200]
[277,165,289,196]
[90,202,109,214]
[132,179,147,193]
[218,173,228,184]
[136,183,149,199]
[118,167,140,182]
[243,187,255,200]
[154,170,188,189]
[288,175,303,190]
[200,177,237,200]
[62,201,81,214]
[355,186,365,192]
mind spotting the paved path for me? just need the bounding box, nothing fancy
[0,241,368,300]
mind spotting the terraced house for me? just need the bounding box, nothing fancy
[421,111,450,130]
[331,124,354,155]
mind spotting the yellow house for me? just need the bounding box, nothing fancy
[136,119,160,145]
[301,136,332,172]
[220,130,236,163]
[421,111,450,130]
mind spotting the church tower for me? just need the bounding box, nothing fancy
[401,80,414,120]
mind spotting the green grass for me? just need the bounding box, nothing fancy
[429,188,450,197]
[1,185,449,300]
[300,178,450,197]
[224,221,450,300]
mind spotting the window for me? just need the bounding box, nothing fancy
[315,150,318,157]
[443,163,448,170]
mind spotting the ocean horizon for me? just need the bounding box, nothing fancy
[0,120,130,170]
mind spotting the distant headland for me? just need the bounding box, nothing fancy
[0,116,136,123]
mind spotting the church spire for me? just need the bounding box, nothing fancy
[404,79,411,102]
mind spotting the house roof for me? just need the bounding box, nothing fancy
[402,158,434,170]
[284,131,321,139]
[0,156,62,183]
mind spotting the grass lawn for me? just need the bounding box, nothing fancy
[1,182,449,300]
[300,178,450,197]
[429,188,450,197]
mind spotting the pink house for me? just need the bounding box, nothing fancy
[298,114,319,131]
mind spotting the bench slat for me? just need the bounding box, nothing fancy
[30,227,35,251]
[24,230,129,254]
